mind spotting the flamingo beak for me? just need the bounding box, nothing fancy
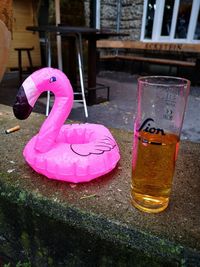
[13,85,33,120]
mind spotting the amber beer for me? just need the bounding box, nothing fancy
[131,129,179,213]
[131,76,190,213]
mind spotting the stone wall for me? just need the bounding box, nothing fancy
[120,0,143,40]
[84,0,90,27]
[47,0,144,40]
[84,0,144,40]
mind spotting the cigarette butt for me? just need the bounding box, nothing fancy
[5,125,20,134]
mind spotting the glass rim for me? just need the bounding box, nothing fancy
[138,76,190,87]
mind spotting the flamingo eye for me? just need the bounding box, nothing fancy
[50,76,56,83]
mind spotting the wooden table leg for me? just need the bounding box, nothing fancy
[66,37,77,87]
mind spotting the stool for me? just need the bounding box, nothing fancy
[15,47,34,83]
[45,33,88,118]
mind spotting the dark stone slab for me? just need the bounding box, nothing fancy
[0,104,200,266]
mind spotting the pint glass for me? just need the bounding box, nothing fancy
[131,76,190,213]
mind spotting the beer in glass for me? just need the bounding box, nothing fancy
[131,76,190,213]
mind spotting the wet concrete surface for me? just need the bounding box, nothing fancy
[96,71,200,143]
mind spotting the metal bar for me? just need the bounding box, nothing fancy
[75,34,88,118]
[45,32,51,116]
[55,0,63,70]
[96,0,101,29]
[116,0,121,56]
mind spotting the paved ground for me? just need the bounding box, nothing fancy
[1,70,200,142]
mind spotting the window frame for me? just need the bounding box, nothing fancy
[141,0,200,43]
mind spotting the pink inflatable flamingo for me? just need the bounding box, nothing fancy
[13,67,120,183]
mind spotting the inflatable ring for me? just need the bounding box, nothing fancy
[13,67,120,183]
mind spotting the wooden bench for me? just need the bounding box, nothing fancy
[97,40,200,75]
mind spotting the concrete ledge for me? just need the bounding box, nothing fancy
[0,104,200,266]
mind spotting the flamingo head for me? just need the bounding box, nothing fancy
[13,81,34,120]
[13,67,67,120]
